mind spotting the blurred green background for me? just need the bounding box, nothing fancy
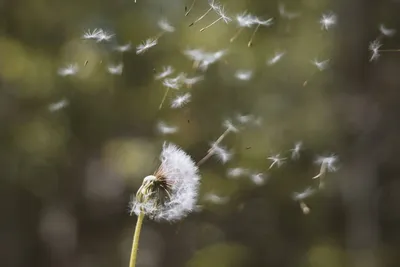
[1,0,400,266]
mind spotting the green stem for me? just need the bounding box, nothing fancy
[129,211,145,267]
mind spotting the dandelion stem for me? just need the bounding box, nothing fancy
[248,24,261,47]
[159,87,171,110]
[185,0,196,16]
[200,17,223,32]
[197,128,230,166]
[230,28,244,43]
[129,211,145,267]
[189,7,212,27]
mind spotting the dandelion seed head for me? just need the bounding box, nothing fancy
[267,154,286,169]
[223,119,239,133]
[211,143,233,164]
[113,43,132,52]
[254,17,274,26]
[311,59,330,71]
[290,141,302,160]
[130,143,200,221]
[315,154,338,172]
[250,172,267,185]
[48,99,69,112]
[227,167,249,178]
[236,12,257,27]
[292,187,315,201]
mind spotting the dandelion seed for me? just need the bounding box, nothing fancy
[155,66,175,80]
[249,172,267,185]
[158,19,175,33]
[107,63,123,75]
[185,0,196,16]
[203,193,229,205]
[157,121,179,135]
[58,64,79,76]
[267,51,286,65]
[236,114,255,124]
[227,167,250,178]
[223,119,239,133]
[320,12,337,30]
[311,58,330,71]
[267,154,286,169]
[130,142,200,221]
[235,70,253,80]
[313,154,339,189]
[292,187,315,214]
[200,6,231,32]
[171,93,191,108]
[369,39,382,61]
[82,28,104,40]
[96,30,115,42]
[230,12,256,42]
[290,141,302,160]
[248,17,273,47]
[113,43,132,52]
[183,76,204,87]
[278,3,300,20]
[48,98,69,112]
[379,24,396,37]
[211,143,233,164]
[136,38,158,54]
[189,0,221,27]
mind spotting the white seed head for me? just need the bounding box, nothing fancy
[292,187,316,201]
[236,12,257,28]
[130,143,200,221]
[227,167,249,178]
[290,141,303,160]
[311,58,330,71]
[223,119,239,133]
[113,43,132,52]
[211,143,233,164]
[369,39,382,61]
[249,172,267,185]
[267,154,286,169]
[314,154,338,172]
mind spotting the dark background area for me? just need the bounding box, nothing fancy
[1,0,400,266]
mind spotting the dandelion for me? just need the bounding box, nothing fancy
[267,51,286,65]
[48,98,69,112]
[313,154,339,189]
[199,5,231,32]
[267,154,286,169]
[107,63,123,75]
[171,93,191,108]
[128,142,200,267]
[235,70,253,80]
[320,12,337,30]
[379,24,396,37]
[157,121,179,135]
[113,43,132,52]
[290,141,302,160]
[159,73,186,109]
[136,38,158,54]
[292,187,316,214]
[210,143,233,164]
[95,30,115,42]
[58,63,79,76]
[155,66,175,80]
[248,17,273,47]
